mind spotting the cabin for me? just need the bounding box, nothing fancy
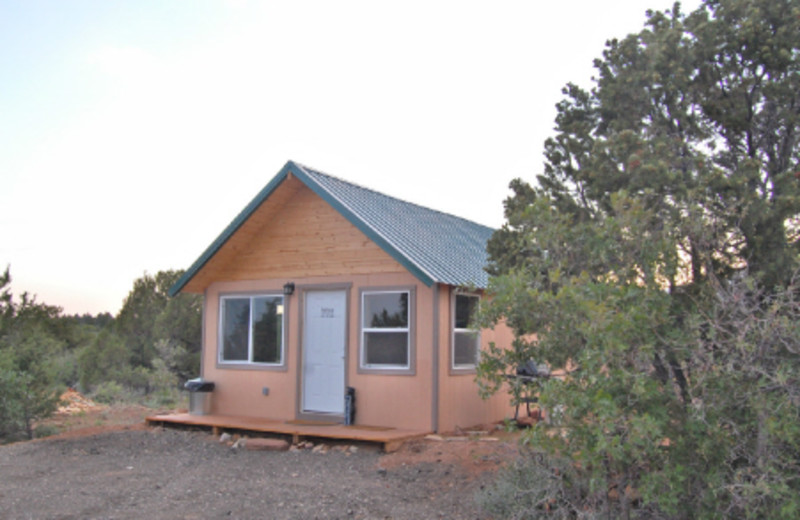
[168,161,515,434]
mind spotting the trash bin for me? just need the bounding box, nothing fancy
[344,386,356,425]
[184,378,215,415]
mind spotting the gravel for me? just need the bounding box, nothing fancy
[0,428,492,519]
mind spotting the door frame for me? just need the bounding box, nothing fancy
[296,283,351,422]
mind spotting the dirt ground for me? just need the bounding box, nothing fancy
[0,397,523,519]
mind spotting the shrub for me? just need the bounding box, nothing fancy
[91,381,131,404]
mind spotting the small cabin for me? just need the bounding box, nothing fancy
[169,161,515,433]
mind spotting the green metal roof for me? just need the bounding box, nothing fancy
[169,161,494,296]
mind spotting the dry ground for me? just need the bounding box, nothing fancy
[0,396,523,519]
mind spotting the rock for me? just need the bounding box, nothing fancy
[219,432,232,443]
[312,443,329,454]
[231,438,245,449]
[244,438,290,451]
[424,434,444,442]
[348,445,358,453]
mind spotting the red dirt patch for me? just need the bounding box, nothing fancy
[36,390,183,441]
[379,426,522,478]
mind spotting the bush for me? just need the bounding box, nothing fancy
[91,381,131,404]
[33,424,60,439]
[478,451,578,519]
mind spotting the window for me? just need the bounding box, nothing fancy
[361,290,410,369]
[219,294,284,366]
[453,293,480,369]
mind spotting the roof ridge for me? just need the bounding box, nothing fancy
[290,161,495,232]
[291,161,440,284]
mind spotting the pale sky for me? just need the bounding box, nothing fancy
[1,0,700,315]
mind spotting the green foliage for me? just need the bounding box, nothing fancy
[153,288,202,382]
[90,380,130,405]
[87,353,182,407]
[77,328,130,390]
[116,270,179,368]
[0,266,201,442]
[478,1,800,518]
[78,270,201,398]
[142,351,182,408]
[478,450,586,519]
[116,270,201,371]
[0,270,64,441]
[33,424,60,439]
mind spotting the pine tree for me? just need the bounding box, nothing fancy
[479,1,800,517]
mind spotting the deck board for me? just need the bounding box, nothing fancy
[146,413,428,452]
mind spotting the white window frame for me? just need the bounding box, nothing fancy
[218,293,285,368]
[452,292,481,371]
[360,289,413,372]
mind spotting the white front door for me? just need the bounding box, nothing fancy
[302,290,346,415]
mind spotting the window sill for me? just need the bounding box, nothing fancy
[216,362,288,372]
[357,365,416,376]
[449,365,477,376]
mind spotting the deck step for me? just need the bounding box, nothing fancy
[146,413,428,453]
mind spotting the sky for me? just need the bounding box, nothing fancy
[1,0,701,316]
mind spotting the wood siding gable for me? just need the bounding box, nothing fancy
[181,175,404,292]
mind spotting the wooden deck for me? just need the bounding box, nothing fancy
[146,413,429,453]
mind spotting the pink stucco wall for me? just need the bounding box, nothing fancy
[200,274,516,433]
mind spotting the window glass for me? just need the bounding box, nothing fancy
[455,294,478,329]
[252,296,283,363]
[454,330,479,366]
[220,294,284,365]
[362,291,410,369]
[222,298,249,361]
[364,332,409,365]
[453,294,480,369]
[363,292,408,328]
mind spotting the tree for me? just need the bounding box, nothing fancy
[115,271,176,368]
[115,270,200,372]
[153,287,202,383]
[111,270,201,394]
[478,1,800,518]
[0,268,64,441]
[0,327,63,440]
[77,328,129,391]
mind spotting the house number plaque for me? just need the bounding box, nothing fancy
[321,307,335,318]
